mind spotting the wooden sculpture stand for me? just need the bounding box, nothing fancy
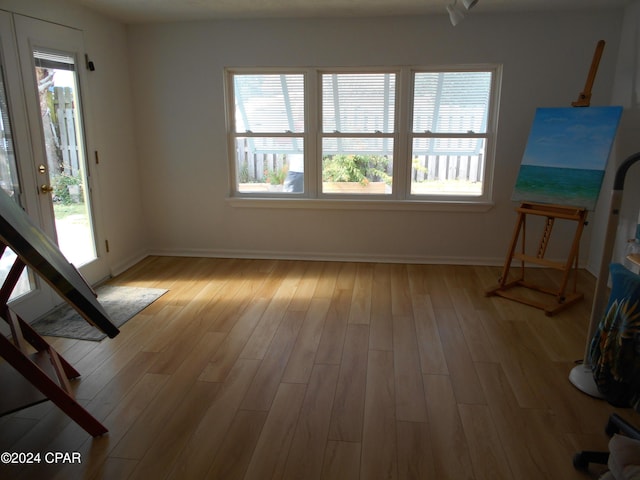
[486,202,588,316]
[0,244,107,437]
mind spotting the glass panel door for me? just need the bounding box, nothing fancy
[33,49,96,267]
[0,13,110,322]
[0,50,32,299]
[14,14,108,288]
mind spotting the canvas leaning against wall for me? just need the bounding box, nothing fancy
[512,106,623,210]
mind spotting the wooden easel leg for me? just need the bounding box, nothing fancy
[486,210,525,296]
[16,315,80,379]
[0,257,80,379]
[557,210,588,301]
[0,334,107,436]
[502,212,525,285]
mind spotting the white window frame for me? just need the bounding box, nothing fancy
[318,68,399,198]
[225,64,502,210]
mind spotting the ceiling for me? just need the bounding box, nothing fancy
[71,0,631,24]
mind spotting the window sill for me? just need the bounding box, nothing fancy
[226,197,494,212]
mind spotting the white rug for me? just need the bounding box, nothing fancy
[32,285,167,341]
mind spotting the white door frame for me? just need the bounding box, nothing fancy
[1,12,108,321]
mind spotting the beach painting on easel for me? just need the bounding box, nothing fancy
[512,106,622,210]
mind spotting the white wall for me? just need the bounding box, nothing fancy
[587,0,640,273]
[127,10,624,265]
[0,0,148,275]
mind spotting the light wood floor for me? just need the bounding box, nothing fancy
[1,256,637,480]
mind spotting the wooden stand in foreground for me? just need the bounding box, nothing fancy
[0,187,118,436]
[0,247,108,436]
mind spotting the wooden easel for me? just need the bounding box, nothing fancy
[486,202,588,315]
[571,40,605,107]
[0,244,108,436]
[486,40,605,316]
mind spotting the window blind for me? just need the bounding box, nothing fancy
[234,74,304,134]
[322,73,396,134]
[413,71,491,134]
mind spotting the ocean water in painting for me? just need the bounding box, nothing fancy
[512,106,622,210]
[512,164,604,209]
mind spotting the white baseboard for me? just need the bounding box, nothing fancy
[109,249,151,278]
[146,247,509,267]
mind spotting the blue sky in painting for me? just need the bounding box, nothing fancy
[521,106,622,170]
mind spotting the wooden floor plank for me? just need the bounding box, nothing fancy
[396,420,436,480]
[165,358,261,480]
[240,310,304,411]
[321,441,361,480]
[203,409,267,480]
[434,308,486,405]
[242,383,307,480]
[475,362,551,480]
[282,298,331,384]
[238,271,299,360]
[450,287,500,364]
[109,331,225,460]
[282,364,340,480]
[314,288,351,365]
[411,293,448,375]
[393,315,427,422]
[328,324,369,442]
[349,262,373,324]
[125,380,221,480]
[197,298,269,383]
[458,403,513,480]
[369,263,393,352]
[423,374,475,480]
[360,349,397,480]
[288,261,322,312]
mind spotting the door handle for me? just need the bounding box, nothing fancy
[40,184,54,194]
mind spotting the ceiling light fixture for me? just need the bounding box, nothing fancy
[447,0,479,26]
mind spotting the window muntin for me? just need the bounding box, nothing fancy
[227,66,499,203]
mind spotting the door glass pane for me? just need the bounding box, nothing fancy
[0,64,20,199]
[0,63,32,298]
[33,49,96,267]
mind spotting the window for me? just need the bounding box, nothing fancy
[410,70,492,197]
[231,73,305,194]
[321,73,395,195]
[226,66,500,204]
